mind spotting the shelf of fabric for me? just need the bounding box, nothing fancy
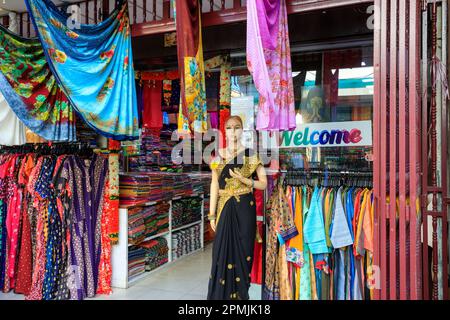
[112,192,205,289]
[172,224,202,261]
[172,220,202,233]
[128,231,170,247]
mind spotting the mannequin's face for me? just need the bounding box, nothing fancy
[225,118,243,146]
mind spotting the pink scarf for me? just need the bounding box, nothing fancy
[247,0,296,131]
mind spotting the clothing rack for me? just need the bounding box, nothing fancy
[0,142,93,157]
[280,168,373,188]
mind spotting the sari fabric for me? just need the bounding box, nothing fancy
[175,0,207,133]
[25,0,139,140]
[0,25,75,142]
[207,149,262,300]
[246,0,296,131]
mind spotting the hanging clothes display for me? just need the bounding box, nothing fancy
[25,0,139,141]
[264,171,374,300]
[0,144,112,300]
[0,25,76,142]
[246,0,296,131]
[174,0,207,133]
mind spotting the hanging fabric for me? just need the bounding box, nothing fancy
[0,25,76,142]
[25,0,139,141]
[246,0,296,131]
[204,54,231,147]
[0,21,26,146]
[174,0,207,133]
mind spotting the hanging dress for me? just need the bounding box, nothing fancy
[207,149,262,300]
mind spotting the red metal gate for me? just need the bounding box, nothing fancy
[373,0,422,300]
[374,0,449,300]
[420,0,449,300]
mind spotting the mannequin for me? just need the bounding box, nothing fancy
[207,115,267,300]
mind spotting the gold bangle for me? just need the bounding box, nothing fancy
[208,215,216,221]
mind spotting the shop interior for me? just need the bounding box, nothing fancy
[0,2,376,300]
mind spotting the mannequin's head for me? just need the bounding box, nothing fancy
[225,115,243,147]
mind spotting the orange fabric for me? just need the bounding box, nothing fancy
[363,190,374,252]
[289,187,303,251]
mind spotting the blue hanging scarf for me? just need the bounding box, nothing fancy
[25,0,139,140]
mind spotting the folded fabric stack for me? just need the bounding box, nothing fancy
[172,196,202,229]
[203,197,210,216]
[189,175,204,195]
[139,237,169,272]
[128,207,146,245]
[171,173,193,198]
[119,173,153,206]
[141,202,170,237]
[128,246,147,281]
[119,173,175,206]
[188,173,212,195]
[203,197,214,244]
[172,224,202,260]
[128,125,182,172]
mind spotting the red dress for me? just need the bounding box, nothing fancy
[15,155,35,295]
[251,189,264,285]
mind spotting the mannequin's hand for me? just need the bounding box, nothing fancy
[210,219,216,232]
[229,169,248,184]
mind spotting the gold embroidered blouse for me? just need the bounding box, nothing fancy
[210,150,262,223]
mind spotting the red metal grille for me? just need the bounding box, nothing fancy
[373,0,422,300]
[420,0,449,301]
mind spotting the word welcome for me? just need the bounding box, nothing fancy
[281,121,372,148]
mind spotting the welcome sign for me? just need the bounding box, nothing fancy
[280,120,372,148]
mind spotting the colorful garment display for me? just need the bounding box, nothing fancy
[175,0,207,133]
[264,179,375,300]
[25,0,139,140]
[0,25,76,142]
[139,237,169,272]
[172,197,202,229]
[0,147,110,300]
[246,0,296,131]
[172,224,201,260]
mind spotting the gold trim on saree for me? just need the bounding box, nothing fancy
[216,185,253,224]
[213,152,262,224]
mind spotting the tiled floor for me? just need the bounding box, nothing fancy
[0,244,262,300]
